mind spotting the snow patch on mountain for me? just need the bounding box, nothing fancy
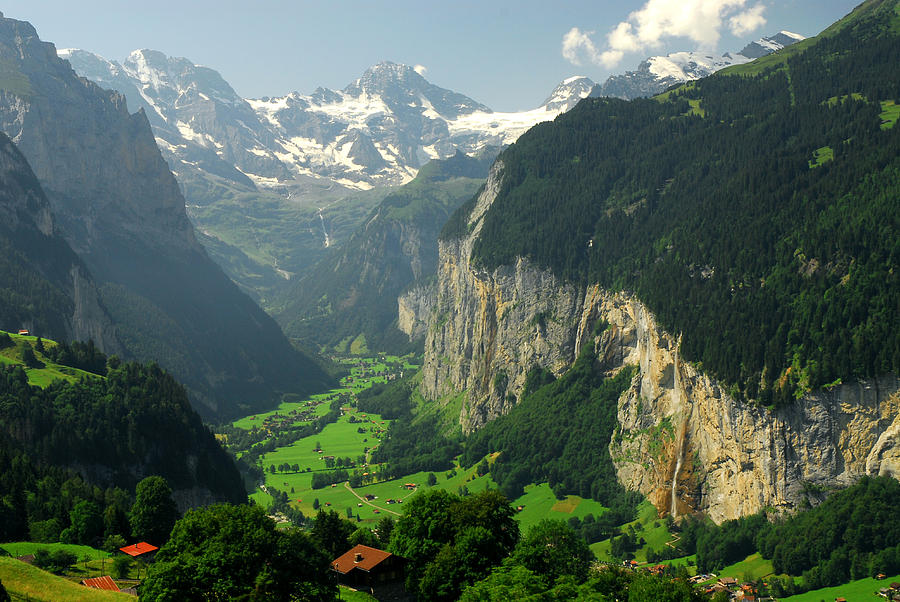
[593,31,806,101]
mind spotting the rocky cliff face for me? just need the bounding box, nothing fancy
[402,164,900,522]
[0,131,120,350]
[0,13,331,417]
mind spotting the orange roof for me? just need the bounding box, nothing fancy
[82,576,119,591]
[119,542,158,557]
[332,544,392,574]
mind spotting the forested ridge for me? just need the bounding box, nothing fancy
[673,476,900,595]
[446,0,900,405]
[0,351,246,542]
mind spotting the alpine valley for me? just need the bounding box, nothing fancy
[0,1,898,601]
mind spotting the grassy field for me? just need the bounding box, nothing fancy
[781,574,900,602]
[513,484,609,532]
[338,585,378,601]
[231,391,335,430]
[716,553,776,581]
[0,556,132,601]
[0,331,101,388]
[0,543,109,561]
[881,99,899,129]
[591,501,687,564]
[809,145,834,168]
[591,501,674,563]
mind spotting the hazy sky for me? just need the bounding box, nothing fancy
[4,1,858,111]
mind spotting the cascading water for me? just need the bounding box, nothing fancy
[670,345,685,518]
[317,208,331,247]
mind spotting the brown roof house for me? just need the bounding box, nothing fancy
[332,544,407,598]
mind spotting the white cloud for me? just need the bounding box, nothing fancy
[562,27,602,66]
[562,0,767,68]
[729,4,767,36]
[413,64,428,76]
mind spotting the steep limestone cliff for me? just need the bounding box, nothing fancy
[0,130,120,350]
[401,163,900,522]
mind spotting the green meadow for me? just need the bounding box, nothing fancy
[591,501,675,563]
[781,574,900,602]
[0,556,133,601]
[0,331,102,388]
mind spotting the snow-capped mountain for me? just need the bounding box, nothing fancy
[60,51,594,191]
[593,31,805,100]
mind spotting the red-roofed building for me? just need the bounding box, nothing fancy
[119,541,158,560]
[82,575,120,591]
[331,544,406,592]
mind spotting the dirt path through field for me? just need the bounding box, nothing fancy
[344,482,402,516]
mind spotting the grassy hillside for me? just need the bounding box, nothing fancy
[0,556,131,601]
[0,331,102,387]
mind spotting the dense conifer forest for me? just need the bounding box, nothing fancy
[673,476,900,594]
[0,355,245,543]
[445,1,900,405]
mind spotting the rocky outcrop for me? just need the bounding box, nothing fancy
[403,162,900,522]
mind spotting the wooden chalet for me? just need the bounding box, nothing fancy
[331,544,406,592]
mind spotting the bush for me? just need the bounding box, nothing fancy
[112,555,132,579]
[32,548,77,573]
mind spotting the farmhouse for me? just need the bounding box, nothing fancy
[119,541,158,561]
[331,544,407,594]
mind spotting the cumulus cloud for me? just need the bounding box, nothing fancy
[729,4,767,36]
[562,27,602,66]
[413,64,428,76]
[562,0,767,68]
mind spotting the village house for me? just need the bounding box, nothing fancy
[331,544,407,596]
[119,541,158,562]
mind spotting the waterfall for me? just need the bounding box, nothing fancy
[670,344,684,518]
[317,208,331,247]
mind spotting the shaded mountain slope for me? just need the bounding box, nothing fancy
[0,132,120,351]
[0,13,330,418]
[277,150,496,351]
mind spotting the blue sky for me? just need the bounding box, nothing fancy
[4,1,858,111]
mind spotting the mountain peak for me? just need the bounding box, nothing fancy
[345,61,427,96]
[542,76,595,112]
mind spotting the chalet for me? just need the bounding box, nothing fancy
[403,483,417,490]
[82,576,120,592]
[717,577,738,588]
[17,329,29,336]
[119,542,158,561]
[332,544,406,594]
